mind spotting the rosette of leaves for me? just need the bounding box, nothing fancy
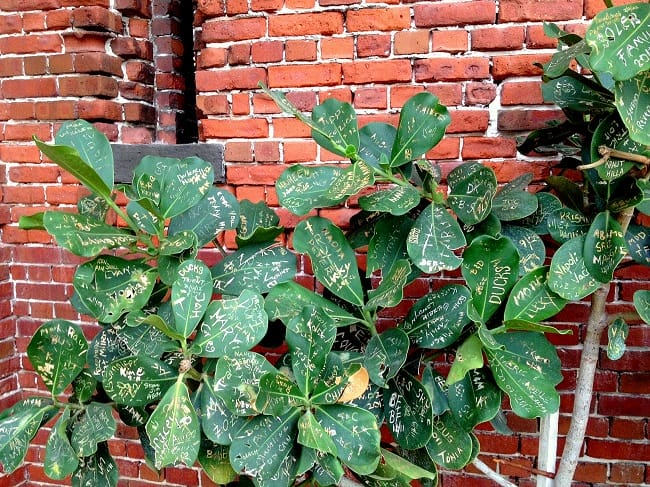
[262,86,570,484]
[1,120,297,485]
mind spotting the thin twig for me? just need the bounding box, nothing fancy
[472,458,518,487]
[576,145,650,171]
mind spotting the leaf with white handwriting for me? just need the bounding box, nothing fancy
[364,328,409,388]
[45,409,79,480]
[71,403,116,457]
[425,412,474,470]
[447,163,497,225]
[276,165,347,216]
[634,289,650,324]
[549,236,603,300]
[71,442,118,487]
[172,259,213,338]
[385,372,433,450]
[504,266,567,322]
[583,211,627,282]
[102,355,176,406]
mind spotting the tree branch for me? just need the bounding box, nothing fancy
[472,458,518,487]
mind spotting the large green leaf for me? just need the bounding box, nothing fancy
[27,320,88,396]
[102,355,177,406]
[607,317,629,361]
[425,412,474,470]
[171,259,212,338]
[381,449,437,483]
[447,163,497,225]
[70,403,116,457]
[504,266,567,323]
[45,409,79,480]
[170,187,241,247]
[146,378,200,469]
[43,211,137,257]
[401,284,471,349]
[586,3,650,81]
[500,225,545,275]
[314,404,380,475]
[547,207,591,243]
[358,122,397,169]
[544,39,591,78]
[614,72,650,145]
[311,98,360,157]
[71,442,118,487]
[211,243,296,296]
[264,281,358,327]
[286,306,337,396]
[311,354,360,405]
[255,372,304,416]
[235,199,282,247]
[541,76,614,111]
[364,328,409,388]
[0,402,54,473]
[73,256,157,323]
[447,368,501,431]
[549,236,603,300]
[446,334,484,385]
[584,211,627,282]
[484,332,562,418]
[276,165,347,215]
[230,410,300,481]
[491,175,538,221]
[637,179,650,215]
[515,192,563,235]
[127,200,161,235]
[198,438,237,485]
[297,410,337,456]
[160,157,214,218]
[407,202,466,274]
[366,259,411,311]
[546,176,584,212]
[359,184,421,216]
[591,113,646,180]
[634,289,650,324]
[293,217,364,306]
[325,160,375,201]
[191,290,267,358]
[367,215,413,276]
[118,321,179,357]
[87,326,131,379]
[391,92,451,167]
[461,236,519,323]
[201,381,248,445]
[385,371,433,450]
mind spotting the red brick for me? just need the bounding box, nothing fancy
[272,118,311,138]
[0,33,62,54]
[251,40,283,63]
[394,30,429,55]
[285,91,317,111]
[78,99,123,121]
[35,100,77,120]
[23,56,47,75]
[611,418,645,440]
[114,0,150,17]
[610,462,645,484]
[492,54,550,80]
[497,109,565,132]
[228,43,251,65]
[251,0,283,11]
[197,0,224,15]
[321,37,354,59]
[432,29,468,53]
[72,6,123,32]
[201,118,268,139]
[0,14,21,34]
[342,59,411,84]
[196,67,266,91]
[286,40,317,61]
[584,0,639,18]
[1,78,57,98]
[587,439,650,461]
[110,37,153,60]
[226,0,248,14]
[197,47,228,68]
[75,52,123,76]
[269,12,343,36]
[500,0,582,22]
[574,462,608,483]
[202,18,266,42]
[124,60,155,83]
[414,1,496,27]
[225,141,253,162]
[526,24,559,49]
[598,393,650,417]
[415,57,489,82]
[196,94,229,115]
[472,26,525,50]
[269,63,342,88]
[4,123,51,142]
[231,92,250,115]
[354,87,387,109]
[0,58,23,77]
[427,136,460,160]
[63,31,112,52]
[226,164,286,185]
[283,140,318,163]
[254,140,280,162]
[462,136,517,159]
[346,7,410,32]
[466,81,497,105]
[447,109,489,134]
[357,34,391,58]
[58,75,118,97]
[501,81,544,105]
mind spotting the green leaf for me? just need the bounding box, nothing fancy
[592,113,647,180]
[264,281,358,327]
[159,230,198,257]
[103,355,177,406]
[287,305,337,396]
[160,157,214,218]
[45,409,79,480]
[71,370,97,403]
[549,235,604,300]
[0,402,54,473]
[325,160,375,201]
[385,371,433,450]
[547,207,591,243]
[87,326,130,380]
[447,368,502,431]
[276,165,347,215]
[71,442,118,487]
[293,217,364,306]
[171,259,212,338]
[146,378,200,469]
[311,355,359,405]
[500,225,546,275]
[446,334,484,385]
[43,211,137,257]
[366,259,412,311]
[359,184,421,216]
[515,192,563,235]
[637,179,650,215]
[391,92,451,167]
[484,331,563,418]
[118,321,179,357]
[27,320,88,396]
[586,3,650,81]
[311,98,360,157]
[401,284,471,349]
[544,39,591,78]
[127,200,160,235]
[255,372,304,416]
[236,199,282,247]
[634,289,650,324]
[462,235,519,323]
[407,202,466,274]
[503,319,571,335]
[191,290,267,358]
[230,410,300,481]
[614,72,650,145]
[71,403,116,457]
[447,163,497,225]
[358,122,397,169]
[583,211,627,282]
[297,410,338,456]
[504,266,568,322]
[211,243,296,296]
[314,404,380,475]
[78,193,110,221]
[170,187,240,247]
[200,381,248,445]
[367,215,413,276]
[546,176,584,212]
[73,256,157,323]
[35,140,112,200]
[607,317,629,361]
[492,176,539,221]
[541,76,614,111]
[381,448,437,481]
[425,412,474,470]
[198,438,237,485]
[18,212,45,230]
[364,328,409,387]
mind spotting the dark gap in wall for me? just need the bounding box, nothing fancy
[177,1,199,143]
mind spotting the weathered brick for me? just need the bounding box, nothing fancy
[1,78,57,98]
[251,0,283,11]
[500,0,583,22]
[286,40,317,61]
[110,37,153,60]
[201,118,268,139]
[609,462,645,484]
[0,33,62,54]
[269,63,341,88]
[354,86,387,109]
[346,7,410,32]
[432,29,469,53]
[251,41,283,63]
[394,30,429,55]
[501,80,544,105]
[269,12,343,36]
[58,75,119,97]
[497,109,565,131]
[71,6,123,33]
[343,59,411,84]
[197,0,224,15]
[115,0,151,17]
[492,53,550,80]
[202,18,266,42]
[321,37,354,59]
[472,26,525,50]
[415,57,489,82]
[414,1,496,27]
[462,136,517,159]
[196,67,265,91]
[357,34,391,58]
[74,52,123,76]
[584,0,638,18]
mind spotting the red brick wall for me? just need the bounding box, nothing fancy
[1,0,649,486]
